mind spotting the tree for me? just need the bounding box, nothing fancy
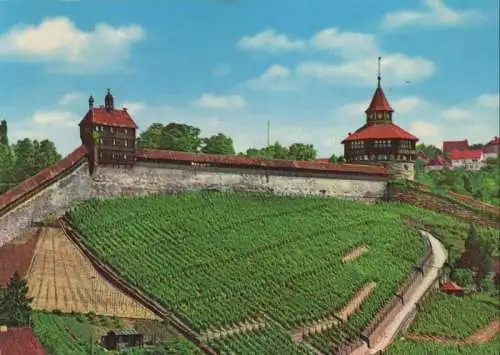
[479,274,495,292]
[137,123,164,149]
[328,154,345,163]
[0,271,33,326]
[451,268,475,289]
[416,143,442,159]
[201,133,235,155]
[0,120,8,146]
[288,143,317,160]
[138,123,202,152]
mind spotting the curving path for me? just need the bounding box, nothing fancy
[367,230,448,354]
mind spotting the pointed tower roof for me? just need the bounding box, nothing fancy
[365,57,393,113]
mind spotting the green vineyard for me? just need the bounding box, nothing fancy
[386,335,500,355]
[68,192,428,352]
[408,292,499,338]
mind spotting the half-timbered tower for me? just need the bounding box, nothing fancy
[341,58,419,179]
[79,89,138,172]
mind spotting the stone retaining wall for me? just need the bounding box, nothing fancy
[360,231,434,348]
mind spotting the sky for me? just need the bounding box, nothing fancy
[0,0,498,158]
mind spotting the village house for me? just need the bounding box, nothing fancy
[483,136,500,159]
[425,155,450,172]
[448,149,484,171]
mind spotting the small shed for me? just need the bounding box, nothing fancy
[440,281,464,296]
[101,329,144,350]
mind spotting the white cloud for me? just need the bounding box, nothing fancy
[476,93,499,108]
[245,65,299,91]
[310,28,379,58]
[440,107,471,121]
[409,121,442,145]
[382,0,484,29]
[213,63,231,76]
[31,110,78,127]
[192,93,246,109]
[0,17,145,73]
[296,53,435,87]
[58,92,86,106]
[392,97,428,113]
[237,29,306,52]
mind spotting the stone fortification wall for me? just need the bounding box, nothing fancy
[0,150,388,248]
[0,162,92,247]
[92,161,387,200]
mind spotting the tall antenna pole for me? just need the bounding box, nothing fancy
[377,56,382,88]
[267,120,270,146]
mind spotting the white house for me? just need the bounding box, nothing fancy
[483,137,500,159]
[448,149,484,170]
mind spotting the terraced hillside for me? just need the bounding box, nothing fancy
[26,227,159,320]
[68,192,428,353]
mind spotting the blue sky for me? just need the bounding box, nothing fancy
[0,0,498,157]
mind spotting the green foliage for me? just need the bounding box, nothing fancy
[0,123,61,194]
[245,141,317,160]
[0,120,8,145]
[328,154,345,163]
[408,292,499,338]
[0,271,33,327]
[209,325,313,354]
[68,193,427,351]
[387,335,500,354]
[416,143,442,159]
[416,164,500,206]
[33,311,107,355]
[451,268,475,288]
[479,274,496,292]
[137,123,202,152]
[200,133,235,155]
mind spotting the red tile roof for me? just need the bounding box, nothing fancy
[426,155,449,166]
[79,107,138,129]
[0,327,46,355]
[486,136,500,146]
[365,87,393,113]
[342,123,418,142]
[315,158,331,164]
[136,149,389,176]
[449,149,483,160]
[440,281,464,292]
[0,145,88,212]
[443,140,468,153]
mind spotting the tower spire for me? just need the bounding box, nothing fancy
[377,56,382,88]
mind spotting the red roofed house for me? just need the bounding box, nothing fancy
[79,89,138,172]
[425,155,450,172]
[0,326,46,355]
[483,136,500,159]
[449,149,484,171]
[442,139,469,154]
[341,58,419,180]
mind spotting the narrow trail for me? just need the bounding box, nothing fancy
[199,318,269,341]
[406,320,500,345]
[367,231,448,354]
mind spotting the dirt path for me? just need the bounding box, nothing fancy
[406,320,500,345]
[367,231,448,354]
[199,318,268,341]
[342,246,368,263]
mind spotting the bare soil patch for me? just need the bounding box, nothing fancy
[342,245,368,263]
[0,228,40,287]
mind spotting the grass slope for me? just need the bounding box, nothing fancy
[32,311,201,355]
[408,292,499,338]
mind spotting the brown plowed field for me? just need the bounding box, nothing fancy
[26,227,159,320]
[0,228,40,287]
